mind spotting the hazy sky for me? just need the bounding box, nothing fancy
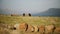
[0,0,60,14]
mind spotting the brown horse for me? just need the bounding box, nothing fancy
[14,23,28,32]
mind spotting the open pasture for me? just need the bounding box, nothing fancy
[0,15,60,34]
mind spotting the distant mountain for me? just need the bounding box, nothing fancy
[32,8,60,16]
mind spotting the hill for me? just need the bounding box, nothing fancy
[33,8,60,16]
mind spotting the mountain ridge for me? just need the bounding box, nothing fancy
[33,8,60,16]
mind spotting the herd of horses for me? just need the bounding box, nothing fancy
[12,23,56,34]
[0,22,60,34]
[0,13,31,16]
[11,13,31,16]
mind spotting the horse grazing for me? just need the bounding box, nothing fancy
[38,25,45,34]
[26,25,34,32]
[14,23,28,32]
[45,24,56,34]
[33,25,39,32]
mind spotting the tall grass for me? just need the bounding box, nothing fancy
[0,15,60,27]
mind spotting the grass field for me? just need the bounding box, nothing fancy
[0,15,60,34]
[0,15,60,26]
